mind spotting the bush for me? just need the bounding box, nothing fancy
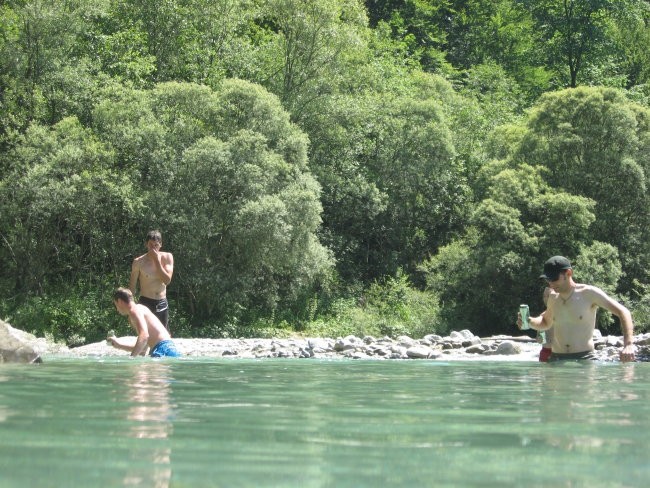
[188,316,296,339]
[301,273,443,339]
[3,283,122,345]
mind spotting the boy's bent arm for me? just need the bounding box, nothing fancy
[109,337,136,353]
[607,301,634,348]
[614,307,635,362]
[593,288,635,362]
[608,303,635,361]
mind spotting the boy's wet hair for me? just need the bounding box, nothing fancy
[113,287,134,303]
[146,230,162,242]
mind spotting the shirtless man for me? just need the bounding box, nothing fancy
[109,288,181,357]
[129,230,174,330]
[518,256,635,362]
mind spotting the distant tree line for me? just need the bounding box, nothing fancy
[1,0,649,343]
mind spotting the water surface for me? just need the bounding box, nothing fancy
[0,358,648,487]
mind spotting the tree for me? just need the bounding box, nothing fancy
[365,1,551,97]
[0,117,143,297]
[105,0,188,82]
[250,0,369,122]
[305,72,471,283]
[516,86,650,291]
[92,79,332,324]
[421,163,599,335]
[95,0,261,85]
[0,0,106,145]
[608,0,650,89]
[366,0,451,70]
[0,78,332,336]
[160,80,332,322]
[421,84,650,335]
[179,0,260,85]
[519,0,620,87]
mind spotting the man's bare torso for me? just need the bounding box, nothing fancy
[133,252,172,299]
[129,303,171,348]
[547,284,598,353]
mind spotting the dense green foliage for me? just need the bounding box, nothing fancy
[1,0,649,344]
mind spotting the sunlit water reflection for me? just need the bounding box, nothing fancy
[0,358,648,487]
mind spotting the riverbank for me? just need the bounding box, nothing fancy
[66,329,650,362]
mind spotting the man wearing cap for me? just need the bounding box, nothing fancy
[518,256,635,362]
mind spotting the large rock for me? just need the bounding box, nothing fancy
[494,341,522,356]
[406,345,434,359]
[0,320,43,363]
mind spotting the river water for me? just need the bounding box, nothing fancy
[0,358,648,487]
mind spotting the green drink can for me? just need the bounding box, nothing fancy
[519,304,530,330]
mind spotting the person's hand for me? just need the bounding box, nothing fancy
[146,239,161,257]
[620,344,636,363]
[516,312,523,330]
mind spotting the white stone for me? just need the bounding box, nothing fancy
[406,345,433,359]
[0,320,42,363]
[458,329,476,340]
[397,335,417,347]
[495,341,522,356]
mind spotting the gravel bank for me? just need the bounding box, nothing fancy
[63,329,650,362]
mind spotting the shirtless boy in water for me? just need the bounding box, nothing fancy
[109,288,180,357]
[129,230,174,330]
[518,256,635,362]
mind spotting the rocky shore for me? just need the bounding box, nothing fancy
[68,329,650,362]
[3,319,649,362]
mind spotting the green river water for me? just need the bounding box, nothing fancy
[0,358,648,487]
